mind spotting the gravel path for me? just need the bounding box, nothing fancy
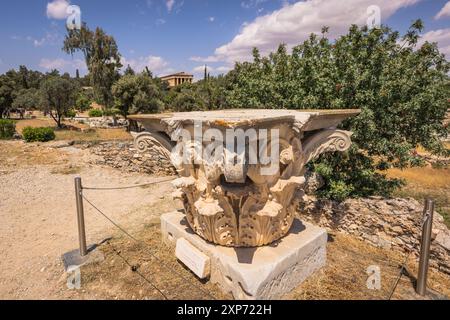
[0,142,178,299]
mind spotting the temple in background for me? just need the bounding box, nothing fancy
[160,72,194,88]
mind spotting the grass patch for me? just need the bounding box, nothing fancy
[55,128,132,141]
[14,117,132,142]
[51,165,82,175]
[388,164,450,228]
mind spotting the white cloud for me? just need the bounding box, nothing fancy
[193,65,212,74]
[435,1,450,20]
[39,58,86,74]
[30,31,60,47]
[121,55,172,76]
[46,0,70,19]
[418,28,450,57]
[208,17,215,22]
[156,18,166,25]
[216,66,232,73]
[192,65,231,78]
[166,0,175,12]
[201,0,420,64]
[190,55,221,63]
[241,0,268,9]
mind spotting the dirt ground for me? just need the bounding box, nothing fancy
[0,140,178,299]
[0,140,449,300]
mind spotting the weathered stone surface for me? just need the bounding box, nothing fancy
[304,170,325,194]
[298,196,450,274]
[175,238,211,279]
[85,141,176,176]
[81,117,128,128]
[161,211,327,300]
[131,109,359,247]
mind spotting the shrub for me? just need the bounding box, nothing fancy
[0,119,16,139]
[88,109,103,117]
[65,109,77,118]
[22,127,55,142]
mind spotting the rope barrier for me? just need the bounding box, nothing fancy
[81,194,217,300]
[107,240,170,300]
[82,176,176,191]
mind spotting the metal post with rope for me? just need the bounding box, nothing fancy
[72,176,216,300]
[387,198,435,299]
[416,199,434,296]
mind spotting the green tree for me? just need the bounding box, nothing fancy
[225,21,449,199]
[39,75,79,128]
[0,72,16,118]
[63,23,122,110]
[12,88,40,111]
[123,64,135,76]
[75,91,92,112]
[165,83,206,112]
[112,73,163,117]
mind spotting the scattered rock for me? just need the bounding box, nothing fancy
[86,117,128,129]
[298,196,450,275]
[86,141,176,176]
[303,171,325,194]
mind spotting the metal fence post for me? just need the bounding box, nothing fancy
[416,198,434,296]
[75,177,88,257]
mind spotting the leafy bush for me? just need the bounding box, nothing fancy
[65,109,77,118]
[103,107,120,117]
[75,93,92,112]
[224,21,449,200]
[22,126,55,142]
[88,109,103,117]
[0,119,16,139]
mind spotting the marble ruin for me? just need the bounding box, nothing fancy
[129,110,359,247]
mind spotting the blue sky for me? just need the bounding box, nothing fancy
[0,0,449,79]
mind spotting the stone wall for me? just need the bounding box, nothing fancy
[298,196,450,274]
[87,141,176,176]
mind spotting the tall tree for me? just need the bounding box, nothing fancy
[63,23,122,110]
[39,75,79,128]
[0,72,16,118]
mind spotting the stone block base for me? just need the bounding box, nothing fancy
[161,211,327,300]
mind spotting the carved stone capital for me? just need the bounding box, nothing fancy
[301,129,353,165]
[130,111,358,248]
[131,131,173,162]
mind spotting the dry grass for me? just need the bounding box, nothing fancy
[387,165,450,228]
[78,226,450,300]
[54,128,132,142]
[13,117,132,142]
[79,222,231,300]
[50,165,82,175]
[387,166,450,189]
[0,140,68,168]
[288,232,450,300]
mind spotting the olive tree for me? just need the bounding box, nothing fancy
[39,76,79,128]
[112,73,164,117]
